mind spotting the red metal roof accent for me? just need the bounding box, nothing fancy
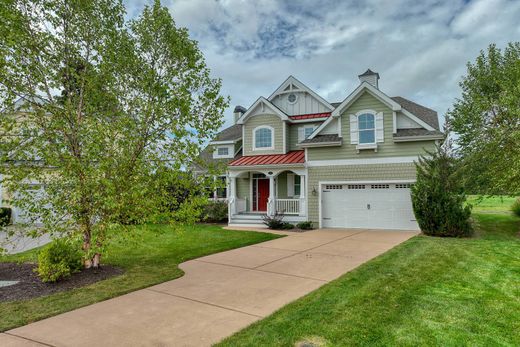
[229,150,305,166]
[289,112,331,120]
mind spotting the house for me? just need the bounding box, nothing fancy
[199,70,443,230]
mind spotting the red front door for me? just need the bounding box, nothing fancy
[257,179,269,211]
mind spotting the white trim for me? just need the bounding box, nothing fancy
[289,117,330,124]
[306,156,419,167]
[317,178,417,228]
[392,111,397,134]
[287,93,298,104]
[393,135,443,142]
[237,97,288,124]
[252,125,275,151]
[332,82,402,118]
[399,109,435,131]
[308,116,334,139]
[268,76,334,111]
[209,139,238,145]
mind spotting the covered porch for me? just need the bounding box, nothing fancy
[227,166,308,226]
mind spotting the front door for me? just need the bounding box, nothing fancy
[256,179,269,211]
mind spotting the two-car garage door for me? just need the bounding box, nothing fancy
[321,182,418,230]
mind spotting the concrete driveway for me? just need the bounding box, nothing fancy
[1,228,417,347]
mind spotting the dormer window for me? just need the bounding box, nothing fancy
[217,147,229,156]
[213,144,234,159]
[253,126,274,150]
[358,113,375,144]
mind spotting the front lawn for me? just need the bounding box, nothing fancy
[0,224,281,332]
[219,207,520,346]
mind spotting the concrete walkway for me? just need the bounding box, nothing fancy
[1,228,417,347]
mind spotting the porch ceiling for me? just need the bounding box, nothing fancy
[229,150,305,167]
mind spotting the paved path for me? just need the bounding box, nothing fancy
[1,228,417,347]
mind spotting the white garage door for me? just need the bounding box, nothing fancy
[321,183,418,230]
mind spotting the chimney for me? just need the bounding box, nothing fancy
[358,69,380,89]
[233,105,246,124]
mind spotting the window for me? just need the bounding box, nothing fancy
[294,175,301,196]
[288,93,297,103]
[304,127,314,139]
[217,147,229,156]
[358,113,375,144]
[254,127,273,149]
[216,176,227,199]
[298,125,316,142]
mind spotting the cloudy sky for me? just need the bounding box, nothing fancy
[126,0,520,129]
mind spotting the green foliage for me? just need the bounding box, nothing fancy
[0,0,228,265]
[447,42,520,196]
[0,207,11,227]
[511,198,520,217]
[296,221,314,230]
[262,212,294,230]
[411,142,473,237]
[37,239,83,283]
[202,201,228,223]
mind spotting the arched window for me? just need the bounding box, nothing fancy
[254,126,273,150]
[358,113,375,144]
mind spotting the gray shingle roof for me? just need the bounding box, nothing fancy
[393,128,443,137]
[300,134,342,144]
[390,96,440,130]
[212,124,242,142]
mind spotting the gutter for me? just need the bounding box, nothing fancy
[393,135,444,142]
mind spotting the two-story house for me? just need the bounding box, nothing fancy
[201,70,443,230]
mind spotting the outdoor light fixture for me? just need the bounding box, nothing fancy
[312,187,318,196]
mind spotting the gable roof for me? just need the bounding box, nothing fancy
[268,75,334,111]
[236,97,289,124]
[210,124,242,142]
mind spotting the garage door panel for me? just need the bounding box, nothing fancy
[321,183,419,230]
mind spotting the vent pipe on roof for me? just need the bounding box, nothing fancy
[358,69,380,89]
[233,105,246,124]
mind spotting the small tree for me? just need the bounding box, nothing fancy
[411,141,473,237]
[0,0,227,267]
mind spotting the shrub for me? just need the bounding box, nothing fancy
[0,207,11,227]
[512,198,520,217]
[411,142,473,237]
[37,239,83,283]
[202,201,228,223]
[262,212,294,230]
[296,221,314,230]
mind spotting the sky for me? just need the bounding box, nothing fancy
[125,0,520,129]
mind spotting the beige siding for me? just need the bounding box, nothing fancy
[307,163,417,223]
[307,92,436,160]
[288,124,299,151]
[236,177,250,211]
[243,115,284,156]
[277,172,288,198]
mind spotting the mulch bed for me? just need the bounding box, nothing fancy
[0,262,123,302]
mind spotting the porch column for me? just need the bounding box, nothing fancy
[299,175,306,217]
[229,176,237,216]
[267,175,275,216]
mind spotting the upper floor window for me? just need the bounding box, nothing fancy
[253,126,273,150]
[358,113,375,144]
[217,147,229,156]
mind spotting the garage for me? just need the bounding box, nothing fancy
[320,182,419,230]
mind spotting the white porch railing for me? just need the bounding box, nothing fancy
[275,199,300,215]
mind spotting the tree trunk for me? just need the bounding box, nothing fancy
[92,253,101,268]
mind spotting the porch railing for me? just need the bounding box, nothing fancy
[275,199,300,215]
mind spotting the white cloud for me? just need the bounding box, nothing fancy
[126,0,520,128]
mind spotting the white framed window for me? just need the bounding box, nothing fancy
[358,113,375,144]
[213,145,234,159]
[253,126,274,150]
[298,125,316,142]
[287,173,301,197]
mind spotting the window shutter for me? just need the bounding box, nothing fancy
[298,127,305,142]
[376,112,384,142]
[287,174,295,196]
[349,115,358,144]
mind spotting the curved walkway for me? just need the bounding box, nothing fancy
[1,228,417,347]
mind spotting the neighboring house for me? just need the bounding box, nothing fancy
[201,69,443,230]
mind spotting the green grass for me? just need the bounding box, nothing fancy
[219,208,520,346]
[0,224,281,332]
[467,195,518,214]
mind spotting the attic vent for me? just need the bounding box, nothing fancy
[347,184,366,189]
[371,184,389,189]
[395,183,412,189]
[325,184,343,190]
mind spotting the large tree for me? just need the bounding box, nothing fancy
[446,42,520,195]
[0,0,227,265]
